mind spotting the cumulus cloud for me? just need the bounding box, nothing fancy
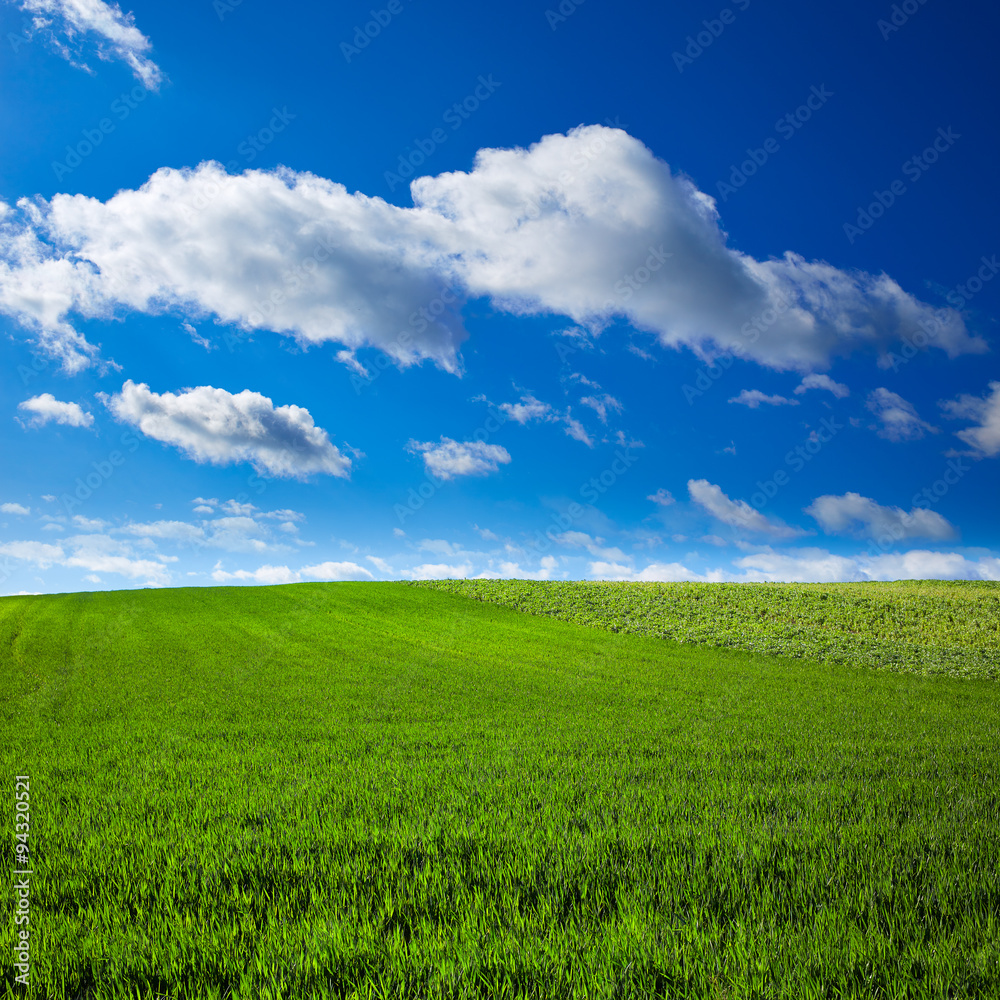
[402,562,473,580]
[1,503,31,515]
[731,549,1000,583]
[211,560,372,584]
[794,373,849,398]
[475,555,559,580]
[14,0,163,88]
[939,381,1000,458]
[866,388,938,442]
[0,534,169,584]
[804,492,957,541]
[0,126,982,376]
[16,392,94,428]
[593,548,1000,583]
[648,488,675,507]
[688,479,805,539]
[728,389,799,409]
[407,437,511,480]
[103,381,351,479]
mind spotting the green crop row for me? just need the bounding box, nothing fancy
[408,579,1000,680]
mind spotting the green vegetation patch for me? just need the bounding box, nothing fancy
[409,579,1000,680]
[1,582,999,998]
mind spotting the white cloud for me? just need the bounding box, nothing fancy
[805,492,957,542]
[16,392,94,429]
[407,437,511,480]
[418,538,461,557]
[14,0,162,88]
[728,389,798,409]
[597,548,1000,583]
[0,540,63,566]
[939,381,1000,458]
[0,534,169,584]
[366,555,393,574]
[647,488,675,507]
[402,562,473,580]
[204,517,272,554]
[211,560,373,584]
[103,381,351,479]
[192,505,214,515]
[219,499,257,516]
[2,126,980,377]
[72,514,106,530]
[211,563,298,585]
[393,527,406,538]
[562,411,593,447]
[473,524,500,541]
[866,388,937,442]
[261,508,306,522]
[731,548,1000,583]
[62,533,170,585]
[300,561,373,581]
[794,373,849,398]
[1,502,30,515]
[589,560,725,582]
[579,393,623,423]
[551,530,628,562]
[476,555,558,580]
[499,393,552,424]
[121,520,205,544]
[688,479,805,539]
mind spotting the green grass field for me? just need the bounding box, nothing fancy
[409,580,1000,680]
[1,581,999,999]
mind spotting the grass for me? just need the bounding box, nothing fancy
[408,579,1000,680]
[0,580,998,999]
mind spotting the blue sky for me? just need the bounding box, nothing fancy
[1,0,998,594]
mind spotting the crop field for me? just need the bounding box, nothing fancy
[1,580,999,999]
[410,580,1000,681]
